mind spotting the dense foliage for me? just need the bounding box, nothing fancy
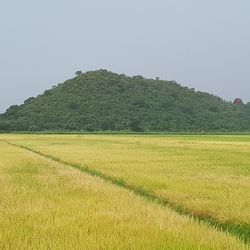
[1,69,250,132]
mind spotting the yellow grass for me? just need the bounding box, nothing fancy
[4,134,249,226]
[0,134,249,249]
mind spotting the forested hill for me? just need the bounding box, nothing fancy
[1,69,250,132]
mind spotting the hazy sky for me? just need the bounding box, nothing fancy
[1,0,250,113]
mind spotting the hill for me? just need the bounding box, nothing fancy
[1,69,250,132]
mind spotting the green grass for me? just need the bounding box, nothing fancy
[0,134,250,249]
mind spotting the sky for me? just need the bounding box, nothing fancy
[0,0,250,113]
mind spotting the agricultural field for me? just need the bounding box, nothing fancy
[0,134,249,249]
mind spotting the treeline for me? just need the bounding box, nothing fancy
[1,69,250,132]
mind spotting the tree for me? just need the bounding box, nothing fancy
[75,71,83,76]
[68,102,80,110]
[0,121,11,131]
[28,125,40,131]
[129,119,144,132]
[101,119,115,130]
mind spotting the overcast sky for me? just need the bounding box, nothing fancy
[0,0,250,113]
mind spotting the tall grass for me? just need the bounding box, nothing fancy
[1,141,249,249]
[8,135,249,223]
[2,135,249,237]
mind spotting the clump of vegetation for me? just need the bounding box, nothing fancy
[1,69,250,132]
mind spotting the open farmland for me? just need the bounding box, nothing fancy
[0,134,249,249]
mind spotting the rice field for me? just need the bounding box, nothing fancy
[0,134,249,249]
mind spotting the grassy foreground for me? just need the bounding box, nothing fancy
[0,134,249,249]
[5,135,249,224]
